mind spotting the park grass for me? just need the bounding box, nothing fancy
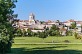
[6,36,82,54]
[14,36,82,43]
[7,44,82,54]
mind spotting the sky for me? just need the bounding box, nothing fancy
[14,0,82,22]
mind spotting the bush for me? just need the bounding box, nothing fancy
[63,40,70,43]
[67,30,73,36]
[74,32,78,39]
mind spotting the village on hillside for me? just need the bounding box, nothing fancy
[13,13,82,36]
[1,0,82,54]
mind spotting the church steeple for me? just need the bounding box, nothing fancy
[29,13,36,25]
[29,13,35,21]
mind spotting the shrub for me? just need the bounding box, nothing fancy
[74,32,78,39]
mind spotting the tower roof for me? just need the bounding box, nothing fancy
[30,13,35,16]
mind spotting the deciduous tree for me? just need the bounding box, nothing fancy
[0,0,17,53]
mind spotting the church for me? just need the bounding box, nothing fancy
[13,13,45,32]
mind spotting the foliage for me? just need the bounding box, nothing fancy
[51,24,58,30]
[22,29,27,37]
[26,29,32,37]
[56,20,60,23]
[0,0,17,53]
[70,22,76,29]
[49,24,60,36]
[74,33,82,39]
[74,32,78,39]
[38,31,48,40]
[15,29,38,37]
[31,32,37,37]
[14,24,60,37]
[40,21,45,24]
[15,28,22,36]
[67,30,73,36]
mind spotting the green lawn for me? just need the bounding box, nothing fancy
[7,44,82,54]
[14,36,82,43]
[6,36,82,54]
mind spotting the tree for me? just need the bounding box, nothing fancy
[40,21,45,24]
[74,32,78,39]
[38,31,48,40]
[26,29,32,37]
[49,24,60,36]
[56,20,60,23]
[70,22,76,29]
[51,24,58,30]
[16,28,22,36]
[22,29,27,37]
[67,30,73,36]
[0,0,17,53]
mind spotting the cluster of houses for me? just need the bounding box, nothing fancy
[13,13,82,35]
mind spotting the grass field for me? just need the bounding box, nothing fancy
[7,44,82,54]
[7,36,82,54]
[14,36,82,43]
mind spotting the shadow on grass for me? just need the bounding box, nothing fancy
[7,46,82,54]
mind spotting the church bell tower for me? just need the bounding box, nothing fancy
[29,13,36,25]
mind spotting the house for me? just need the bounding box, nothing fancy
[76,21,82,33]
[59,27,67,36]
[63,19,74,26]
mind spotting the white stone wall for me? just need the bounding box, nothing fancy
[31,30,44,32]
[76,24,81,33]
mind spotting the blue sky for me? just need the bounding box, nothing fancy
[14,0,82,21]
